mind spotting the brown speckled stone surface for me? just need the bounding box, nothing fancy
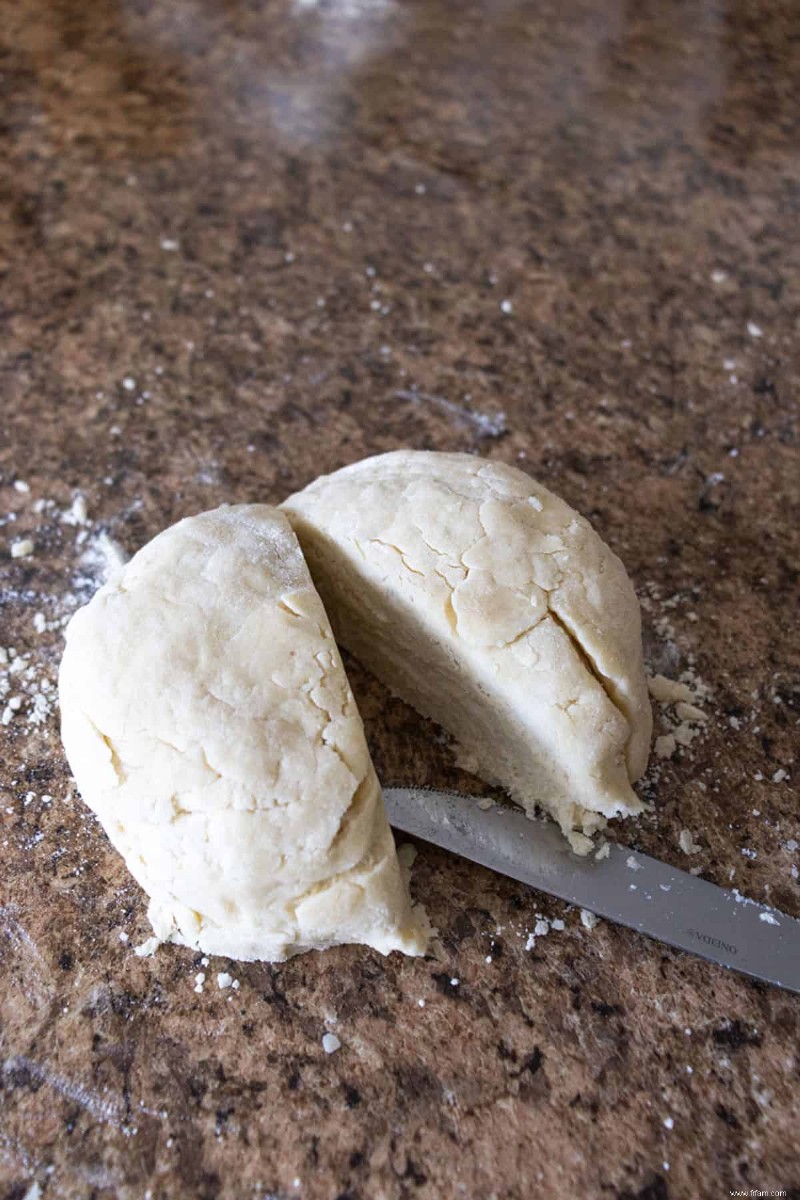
[1,1,799,1197]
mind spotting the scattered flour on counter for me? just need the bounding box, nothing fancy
[646,670,709,763]
[61,495,89,527]
[2,477,131,740]
[637,591,721,864]
[525,911,570,950]
[642,595,788,879]
[1,647,58,729]
[393,388,508,440]
[75,531,129,591]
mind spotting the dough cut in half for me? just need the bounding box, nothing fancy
[59,505,429,961]
[283,452,652,852]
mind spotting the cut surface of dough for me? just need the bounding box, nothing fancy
[59,504,429,961]
[283,452,652,850]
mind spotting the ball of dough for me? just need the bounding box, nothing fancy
[59,505,429,961]
[283,452,652,851]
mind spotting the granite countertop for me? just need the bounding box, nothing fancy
[1,1,799,1196]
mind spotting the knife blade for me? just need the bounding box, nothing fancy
[384,787,800,994]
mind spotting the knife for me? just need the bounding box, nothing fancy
[384,787,800,994]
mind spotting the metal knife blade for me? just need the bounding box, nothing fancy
[384,787,800,994]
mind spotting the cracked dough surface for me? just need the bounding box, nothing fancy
[283,452,652,850]
[58,504,429,961]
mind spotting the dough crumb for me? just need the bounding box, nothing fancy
[217,972,233,989]
[655,734,677,760]
[648,675,694,705]
[673,721,698,747]
[580,909,600,930]
[396,843,418,869]
[10,538,34,558]
[134,936,160,957]
[595,842,611,861]
[678,829,702,856]
[322,1032,341,1054]
[567,830,595,855]
[675,702,706,723]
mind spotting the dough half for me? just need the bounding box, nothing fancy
[59,504,429,960]
[283,452,652,851]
